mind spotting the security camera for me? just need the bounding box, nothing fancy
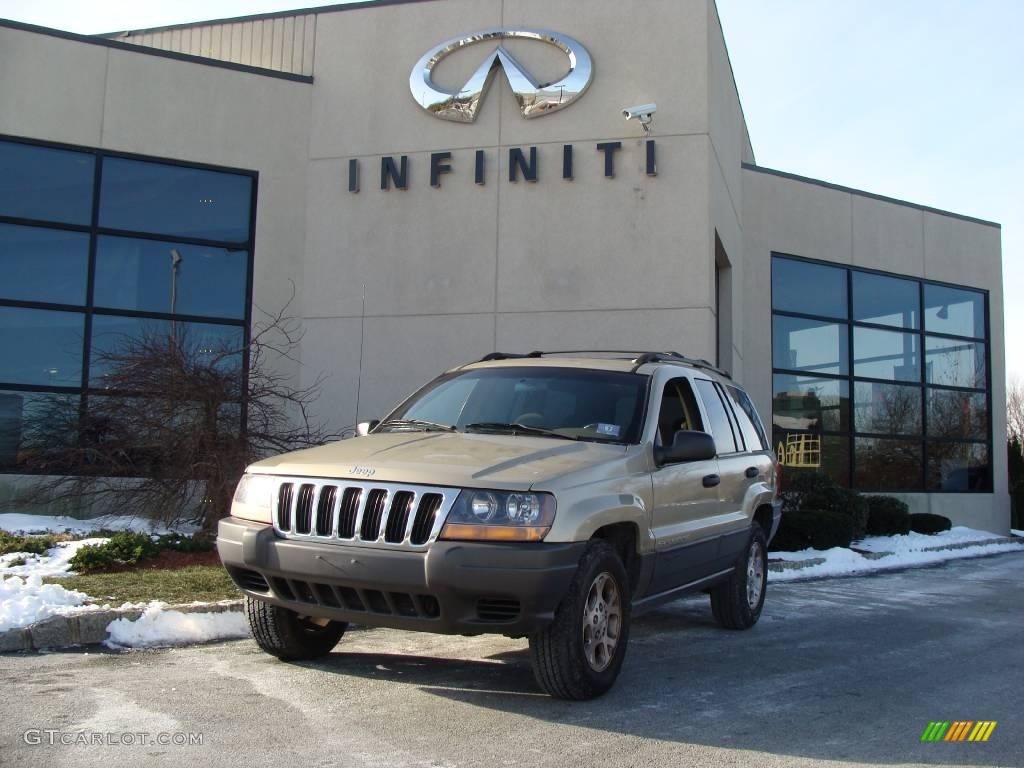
[622,103,657,123]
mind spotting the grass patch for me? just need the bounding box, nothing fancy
[47,565,240,604]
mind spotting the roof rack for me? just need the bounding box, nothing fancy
[472,350,731,378]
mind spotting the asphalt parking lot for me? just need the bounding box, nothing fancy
[1,551,1021,768]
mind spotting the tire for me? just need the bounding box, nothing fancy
[709,525,768,630]
[246,596,347,660]
[529,539,631,700]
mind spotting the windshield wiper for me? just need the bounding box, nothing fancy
[377,418,456,433]
[463,422,578,441]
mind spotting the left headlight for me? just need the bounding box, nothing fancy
[231,474,276,524]
[439,490,556,542]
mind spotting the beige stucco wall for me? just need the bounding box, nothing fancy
[741,166,1009,533]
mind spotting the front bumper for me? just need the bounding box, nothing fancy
[217,517,585,636]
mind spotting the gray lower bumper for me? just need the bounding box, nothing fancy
[217,517,585,636]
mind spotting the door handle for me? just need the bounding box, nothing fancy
[745,466,759,479]
[703,474,720,488]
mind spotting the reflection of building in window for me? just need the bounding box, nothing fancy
[777,433,821,468]
[772,389,823,431]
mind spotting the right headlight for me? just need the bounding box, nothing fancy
[439,489,556,542]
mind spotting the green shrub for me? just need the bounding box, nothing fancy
[156,533,214,553]
[909,513,952,535]
[69,531,161,573]
[6,556,28,567]
[865,496,911,536]
[780,472,868,541]
[0,530,57,556]
[770,509,854,552]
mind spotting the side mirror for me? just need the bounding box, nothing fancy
[654,430,717,466]
[356,419,379,437]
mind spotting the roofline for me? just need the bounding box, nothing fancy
[97,0,442,38]
[0,17,314,83]
[741,163,1000,229]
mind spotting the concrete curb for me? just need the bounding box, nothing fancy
[0,599,243,652]
[768,536,1022,574]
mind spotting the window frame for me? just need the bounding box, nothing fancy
[770,252,992,494]
[0,134,258,473]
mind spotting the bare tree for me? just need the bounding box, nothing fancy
[1008,377,1024,443]
[20,293,342,531]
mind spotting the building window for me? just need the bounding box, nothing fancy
[0,136,255,472]
[771,254,991,493]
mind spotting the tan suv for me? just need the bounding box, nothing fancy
[218,351,781,699]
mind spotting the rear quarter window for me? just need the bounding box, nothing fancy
[726,385,769,451]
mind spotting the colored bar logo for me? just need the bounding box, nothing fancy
[921,721,997,742]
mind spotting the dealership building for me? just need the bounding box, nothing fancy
[0,0,1009,532]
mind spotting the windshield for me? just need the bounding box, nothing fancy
[380,366,649,444]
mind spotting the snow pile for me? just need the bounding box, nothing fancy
[0,512,194,536]
[0,574,95,633]
[105,603,248,648]
[0,538,110,577]
[770,526,1024,583]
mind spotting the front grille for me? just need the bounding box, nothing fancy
[270,476,457,550]
[268,575,440,619]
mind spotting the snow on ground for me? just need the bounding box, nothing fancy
[0,574,97,633]
[105,603,248,649]
[0,537,109,577]
[769,526,1024,583]
[1013,529,1024,537]
[0,512,195,536]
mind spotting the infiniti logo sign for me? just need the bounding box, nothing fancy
[410,28,593,123]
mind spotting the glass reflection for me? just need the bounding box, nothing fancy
[0,390,79,470]
[854,438,923,490]
[0,307,84,387]
[0,223,89,305]
[925,337,986,390]
[772,258,847,318]
[853,381,921,436]
[853,327,920,382]
[0,140,95,225]
[926,442,990,491]
[852,272,919,329]
[926,389,987,440]
[772,374,849,432]
[924,284,984,339]
[773,316,848,375]
[773,428,850,487]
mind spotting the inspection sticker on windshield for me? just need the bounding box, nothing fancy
[595,423,620,437]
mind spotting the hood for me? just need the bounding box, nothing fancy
[247,432,628,490]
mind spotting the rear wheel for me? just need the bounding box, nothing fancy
[246,597,347,660]
[709,525,767,630]
[529,539,631,700]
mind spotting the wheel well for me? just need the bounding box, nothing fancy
[753,505,773,541]
[591,523,640,595]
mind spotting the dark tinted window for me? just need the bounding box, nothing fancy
[772,258,847,319]
[772,374,849,432]
[694,379,737,454]
[0,390,79,469]
[0,307,84,386]
[0,140,95,225]
[854,438,922,490]
[853,327,920,382]
[773,429,850,487]
[0,224,89,305]
[99,157,253,242]
[93,236,248,319]
[853,272,919,329]
[924,284,984,339]
[773,316,848,375]
[726,385,767,450]
[853,381,921,436]
[925,337,986,389]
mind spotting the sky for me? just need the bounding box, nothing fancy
[1,0,1020,383]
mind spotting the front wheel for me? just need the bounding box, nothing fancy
[709,525,768,630]
[246,597,347,660]
[529,540,631,700]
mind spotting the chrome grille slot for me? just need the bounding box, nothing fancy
[360,489,388,541]
[338,487,361,538]
[411,494,443,545]
[385,491,415,543]
[269,476,458,551]
[315,486,337,536]
[295,484,316,534]
[277,483,294,531]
